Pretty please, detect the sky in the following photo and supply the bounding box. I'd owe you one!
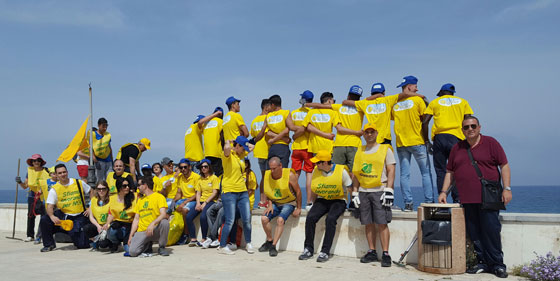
[1,0,559,190]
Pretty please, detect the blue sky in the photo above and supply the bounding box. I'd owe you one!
[1,0,559,190]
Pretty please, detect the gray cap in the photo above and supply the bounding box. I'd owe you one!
[161,157,173,166]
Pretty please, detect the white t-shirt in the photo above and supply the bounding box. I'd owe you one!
[46,178,91,216]
[359,143,396,192]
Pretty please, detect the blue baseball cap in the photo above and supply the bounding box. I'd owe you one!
[141,163,152,170]
[438,83,456,96]
[234,136,250,152]
[225,96,241,107]
[371,83,385,94]
[179,158,191,165]
[397,75,418,88]
[214,106,224,114]
[193,115,205,124]
[300,90,314,101]
[349,85,363,96]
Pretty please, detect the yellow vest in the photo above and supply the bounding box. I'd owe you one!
[352,144,389,189]
[91,197,109,225]
[27,167,49,194]
[109,193,137,223]
[310,165,346,200]
[263,168,296,204]
[116,143,143,167]
[106,171,131,194]
[52,179,86,214]
[92,132,112,159]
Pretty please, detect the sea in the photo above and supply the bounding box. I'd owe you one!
[1,185,558,214]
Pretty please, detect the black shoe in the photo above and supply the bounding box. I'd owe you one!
[403,203,413,212]
[158,247,170,256]
[360,250,378,263]
[493,267,508,278]
[316,252,329,263]
[40,245,56,252]
[298,248,313,260]
[466,263,489,274]
[381,253,392,267]
[110,243,119,253]
[269,246,278,257]
[259,240,272,252]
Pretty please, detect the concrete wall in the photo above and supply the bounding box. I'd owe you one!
[1,203,558,268]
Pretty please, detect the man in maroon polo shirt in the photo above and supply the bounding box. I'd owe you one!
[438,116,512,278]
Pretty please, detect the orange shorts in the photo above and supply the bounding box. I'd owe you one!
[291,149,314,173]
[77,165,88,178]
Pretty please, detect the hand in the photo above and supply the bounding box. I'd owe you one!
[15,176,22,184]
[50,215,61,225]
[326,133,335,140]
[292,208,301,217]
[438,192,448,204]
[102,223,110,231]
[354,131,363,137]
[96,225,103,233]
[128,235,133,246]
[83,208,90,217]
[351,192,360,208]
[380,188,394,207]
[425,142,433,155]
[263,205,273,216]
[267,139,274,145]
[502,190,512,205]
[195,203,203,212]
[146,223,155,236]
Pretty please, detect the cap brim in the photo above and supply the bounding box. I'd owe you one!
[396,82,407,88]
[242,145,250,152]
[310,156,320,163]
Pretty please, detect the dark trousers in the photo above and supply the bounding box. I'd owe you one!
[433,134,460,202]
[268,144,291,168]
[304,198,346,254]
[207,156,223,177]
[27,197,36,238]
[40,210,91,249]
[463,204,506,270]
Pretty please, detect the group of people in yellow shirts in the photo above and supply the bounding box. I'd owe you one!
[18,75,475,265]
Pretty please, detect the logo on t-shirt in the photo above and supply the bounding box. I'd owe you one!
[438,97,462,106]
[292,111,307,121]
[185,127,193,136]
[223,115,232,125]
[252,121,264,132]
[143,201,149,209]
[393,100,414,112]
[338,105,358,115]
[205,120,218,129]
[311,114,331,123]
[366,103,386,115]
[267,115,284,124]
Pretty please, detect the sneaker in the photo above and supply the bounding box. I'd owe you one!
[316,252,329,263]
[305,203,313,211]
[188,240,199,247]
[40,245,56,252]
[158,247,170,256]
[123,252,130,257]
[467,263,489,274]
[90,247,99,252]
[402,203,413,212]
[493,267,508,278]
[259,240,273,252]
[24,237,33,242]
[227,242,237,251]
[177,234,189,245]
[139,252,153,258]
[110,243,119,253]
[360,250,378,263]
[218,246,235,255]
[246,243,255,254]
[269,246,278,257]
[201,239,212,249]
[34,237,42,244]
[298,248,313,260]
[209,240,220,248]
[381,253,392,267]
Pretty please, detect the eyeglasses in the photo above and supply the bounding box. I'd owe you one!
[462,124,478,130]
[122,184,130,188]
[32,159,42,163]
[179,166,189,170]
[201,165,209,169]
[96,188,108,191]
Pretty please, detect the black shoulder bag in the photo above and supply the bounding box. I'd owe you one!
[466,146,505,211]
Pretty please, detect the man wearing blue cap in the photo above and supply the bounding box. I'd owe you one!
[223,96,249,142]
[199,108,225,176]
[392,75,434,211]
[250,99,273,208]
[184,115,206,174]
[423,83,473,202]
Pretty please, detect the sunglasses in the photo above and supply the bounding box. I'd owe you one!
[201,165,209,169]
[96,187,108,191]
[122,184,130,188]
[179,166,189,170]
[32,159,42,162]
[462,124,478,130]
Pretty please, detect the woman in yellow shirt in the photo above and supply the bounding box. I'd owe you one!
[104,177,136,256]
[186,159,220,247]
[84,181,111,251]
[245,158,258,211]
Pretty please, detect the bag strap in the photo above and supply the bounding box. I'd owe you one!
[75,179,87,212]
[466,145,484,180]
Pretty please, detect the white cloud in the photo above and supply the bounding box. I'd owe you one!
[495,0,557,22]
[0,0,125,29]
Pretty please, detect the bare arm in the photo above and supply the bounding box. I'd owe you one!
[386,164,396,189]
[128,213,140,244]
[306,123,334,140]
[268,127,290,144]
[501,163,512,205]
[422,114,433,143]
[335,124,363,137]
[351,174,360,193]
[438,171,454,203]
[46,204,60,225]
[254,119,268,142]
[304,102,332,109]
[239,124,249,138]
[224,140,232,157]
[289,172,302,217]
[104,213,115,230]
[365,93,385,101]
[342,100,356,106]
[198,111,222,129]
[147,207,167,236]
[129,157,137,182]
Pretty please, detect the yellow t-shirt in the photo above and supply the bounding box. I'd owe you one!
[392,96,426,147]
[223,111,246,141]
[160,174,178,199]
[246,170,257,208]
[221,152,247,193]
[134,192,168,232]
[152,176,163,194]
[184,123,204,162]
[105,171,131,195]
[196,175,220,203]
[203,117,223,158]
[177,172,200,199]
[91,197,109,225]
[332,103,364,148]
[250,115,269,159]
[424,95,474,140]
[291,107,310,150]
[266,109,290,145]
[108,193,137,223]
[355,94,399,143]
[303,108,339,153]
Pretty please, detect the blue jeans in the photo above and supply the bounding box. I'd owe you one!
[107,222,131,253]
[396,144,434,204]
[185,201,215,239]
[220,191,251,247]
[265,203,295,221]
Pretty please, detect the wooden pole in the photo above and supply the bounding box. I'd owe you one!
[6,158,22,240]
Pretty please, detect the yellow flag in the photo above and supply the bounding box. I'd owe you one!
[57,116,90,162]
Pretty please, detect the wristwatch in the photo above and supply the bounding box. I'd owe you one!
[504,186,512,191]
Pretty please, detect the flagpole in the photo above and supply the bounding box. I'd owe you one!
[87,83,96,187]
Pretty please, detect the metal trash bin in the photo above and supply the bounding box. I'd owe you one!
[418,203,466,274]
